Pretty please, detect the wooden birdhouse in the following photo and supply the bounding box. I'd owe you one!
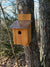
[10,14,31,46]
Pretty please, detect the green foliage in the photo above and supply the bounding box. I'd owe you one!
[0,0,24,57]
[0,24,23,57]
[0,19,23,57]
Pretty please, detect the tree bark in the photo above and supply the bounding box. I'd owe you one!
[39,0,50,67]
[16,0,41,67]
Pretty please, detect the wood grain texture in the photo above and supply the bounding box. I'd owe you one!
[12,29,17,44]
[12,29,29,46]
[22,29,28,46]
[17,14,31,20]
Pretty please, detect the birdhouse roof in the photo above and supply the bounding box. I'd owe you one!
[10,20,31,29]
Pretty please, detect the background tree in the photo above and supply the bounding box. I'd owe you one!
[16,0,41,67]
[39,0,50,67]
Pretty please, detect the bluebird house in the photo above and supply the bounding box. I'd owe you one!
[10,14,31,46]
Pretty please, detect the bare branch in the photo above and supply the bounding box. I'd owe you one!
[0,3,20,67]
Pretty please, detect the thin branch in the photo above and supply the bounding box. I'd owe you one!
[0,3,20,67]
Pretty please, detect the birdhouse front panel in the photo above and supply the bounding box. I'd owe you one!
[12,29,29,46]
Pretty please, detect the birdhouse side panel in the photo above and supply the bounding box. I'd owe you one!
[28,24,31,44]
[12,29,17,44]
[22,29,28,46]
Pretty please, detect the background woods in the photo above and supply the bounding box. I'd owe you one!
[0,0,50,67]
[39,0,50,67]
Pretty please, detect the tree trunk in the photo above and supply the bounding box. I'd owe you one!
[39,0,50,67]
[16,0,41,67]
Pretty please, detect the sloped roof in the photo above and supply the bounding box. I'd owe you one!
[10,20,31,29]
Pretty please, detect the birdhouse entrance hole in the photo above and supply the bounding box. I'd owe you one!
[18,31,21,34]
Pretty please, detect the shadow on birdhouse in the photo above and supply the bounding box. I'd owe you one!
[10,14,31,46]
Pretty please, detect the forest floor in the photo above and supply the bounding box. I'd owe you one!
[0,57,26,67]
